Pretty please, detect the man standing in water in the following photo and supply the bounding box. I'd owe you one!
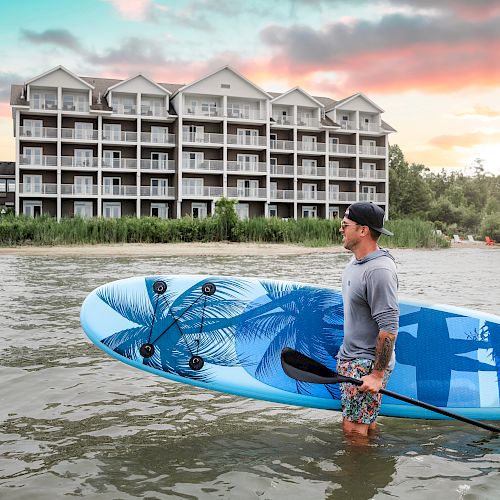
[337,202,399,436]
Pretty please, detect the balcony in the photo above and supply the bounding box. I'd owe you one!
[227,109,265,120]
[297,141,326,153]
[359,193,386,203]
[102,158,137,170]
[19,183,57,195]
[140,105,169,118]
[227,161,267,174]
[61,184,98,196]
[182,160,223,172]
[141,132,175,145]
[359,122,383,133]
[182,186,223,197]
[328,143,357,155]
[227,134,267,147]
[140,186,176,198]
[112,104,137,115]
[61,128,98,141]
[359,146,387,156]
[101,185,137,197]
[270,164,294,176]
[297,166,326,177]
[102,131,138,142]
[359,169,386,180]
[270,139,294,151]
[185,106,222,118]
[328,167,356,178]
[272,115,293,126]
[19,155,58,167]
[227,187,267,199]
[20,126,57,139]
[182,132,224,145]
[329,191,357,202]
[339,120,356,130]
[297,190,326,201]
[61,156,98,168]
[140,159,176,172]
[30,101,58,111]
[270,189,294,200]
[61,102,89,113]
[297,117,320,128]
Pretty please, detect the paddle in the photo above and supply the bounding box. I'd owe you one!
[281,348,500,433]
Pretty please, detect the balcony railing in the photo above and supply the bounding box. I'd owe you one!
[339,120,356,130]
[329,143,357,155]
[102,158,137,169]
[185,106,222,117]
[19,183,57,195]
[329,191,357,202]
[227,134,267,147]
[297,141,326,152]
[359,146,387,156]
[296,118,320,128]
[270,164,294,176]
[270,189,294,200]
[359,193,386,202]
[140,159,176,171]
[227,109,264,120]
[61,156,98,168]
[140,105,168,117]
[360,169,386,180]
[140,186,176,197]
[61,103,89,112]
[270,139,294,150]
[182,186,223,197]
[30,102,58,111]
[227,161,267,173]
[227,187,267,199]
[329,167,356,178]
[141,132,176,144]
[102,131,138,142]
[272,115,293,125]
[19,155,58,167]
[359,122,383,132]
[61,128,98,140]
[297,166,326,177]
[20,126,58,139]
[101,185,137,196]
[112,104,137,115]
[297,190,326,201]
[61,184,98,195]
[182,160,223,172]
[182,132,224,144]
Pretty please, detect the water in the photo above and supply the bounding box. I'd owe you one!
[0,247,499,499]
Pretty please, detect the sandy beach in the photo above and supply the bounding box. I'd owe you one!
[0,242,347,257]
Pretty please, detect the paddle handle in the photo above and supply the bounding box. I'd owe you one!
[341,373,500,433]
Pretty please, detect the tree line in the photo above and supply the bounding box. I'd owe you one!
[389,145,500,240]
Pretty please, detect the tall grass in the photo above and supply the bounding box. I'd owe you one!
[0,215,448,248]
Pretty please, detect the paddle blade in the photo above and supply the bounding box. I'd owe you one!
[281,347,357,385]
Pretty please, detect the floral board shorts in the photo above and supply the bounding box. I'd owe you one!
[337,358,392,425]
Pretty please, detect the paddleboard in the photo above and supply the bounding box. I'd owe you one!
[80,275,500,420]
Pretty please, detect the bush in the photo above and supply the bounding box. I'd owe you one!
[480,213,500,241]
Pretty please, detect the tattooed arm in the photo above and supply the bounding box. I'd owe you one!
[359,330,397,394]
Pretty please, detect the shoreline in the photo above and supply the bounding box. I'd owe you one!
[0,242,347,257]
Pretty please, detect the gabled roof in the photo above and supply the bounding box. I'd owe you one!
[105,74,171,96]
[26,65,94,89]
[173,65,272,99]
[326,92,384,113]
[271,86,324,108]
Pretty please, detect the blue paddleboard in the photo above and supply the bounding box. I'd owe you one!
[80,275,500,420]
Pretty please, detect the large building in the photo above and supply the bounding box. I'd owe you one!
[0,161,15,212]
[10,65,395,220]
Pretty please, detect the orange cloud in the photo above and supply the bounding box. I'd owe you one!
[430,131,500,150]
[456,105,500,118]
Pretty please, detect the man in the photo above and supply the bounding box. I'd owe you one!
[337,202,399,436]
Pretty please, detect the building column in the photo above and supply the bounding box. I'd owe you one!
[15,109,20,216]
[97,114,102,217]
[56,87,62,220]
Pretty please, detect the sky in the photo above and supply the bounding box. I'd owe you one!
[1,0,500,175]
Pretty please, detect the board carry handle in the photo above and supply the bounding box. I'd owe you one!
[281,348,500,433]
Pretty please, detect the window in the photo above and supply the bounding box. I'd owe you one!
[74,201,93,218]
[329,160,340,176]
[103,177,121,195]
[236,203,249,220]
[201,101,217,116]
[23,147,42,164]
[362,185,376,201]
[8,180,15,192]
[23,119,43,137]
[329,206,339,219]
[103,150,120,168]
[74,176,93,195]
[151,203,168,218]
[302,135,317,151]
[237,128,258,145]
[23,201,42,217]
[270,181,278,198]
[182,152,204,169]
[23,175,42,194]
[103,202,121,218]
[63,94,75,111]
[302,159,317,175]
[270,133,277,149]
[151,126,169,144]
[302,206,317,218]
[183,125,204,142]
[237,179,259,197]
[362,162,376,178]
[103,123,121,141]
[237,154,258,171]
[0,180,6,192]
[329,184,339,199]
[192,202,207,219]
[75,122,93,140]
[151,178,168,196]
[269,205,278,217]
[75,149,93,167]
[151,152,169,170]
[183,178,204,196]
[302,183,317,200]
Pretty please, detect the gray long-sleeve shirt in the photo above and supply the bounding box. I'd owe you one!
[337,248,399,370]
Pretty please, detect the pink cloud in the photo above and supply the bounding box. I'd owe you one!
[104,0,151,20]
[430,131,500,150]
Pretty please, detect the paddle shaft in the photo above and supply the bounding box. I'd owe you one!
[333,372,500,433]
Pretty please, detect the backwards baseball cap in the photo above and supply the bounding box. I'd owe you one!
[344,202,393,236]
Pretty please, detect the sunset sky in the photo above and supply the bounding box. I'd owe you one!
[1,0,499,174]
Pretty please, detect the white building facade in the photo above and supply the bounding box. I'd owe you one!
[10,65,395,220]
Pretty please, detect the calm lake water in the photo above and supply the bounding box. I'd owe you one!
[0,247,499,499]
